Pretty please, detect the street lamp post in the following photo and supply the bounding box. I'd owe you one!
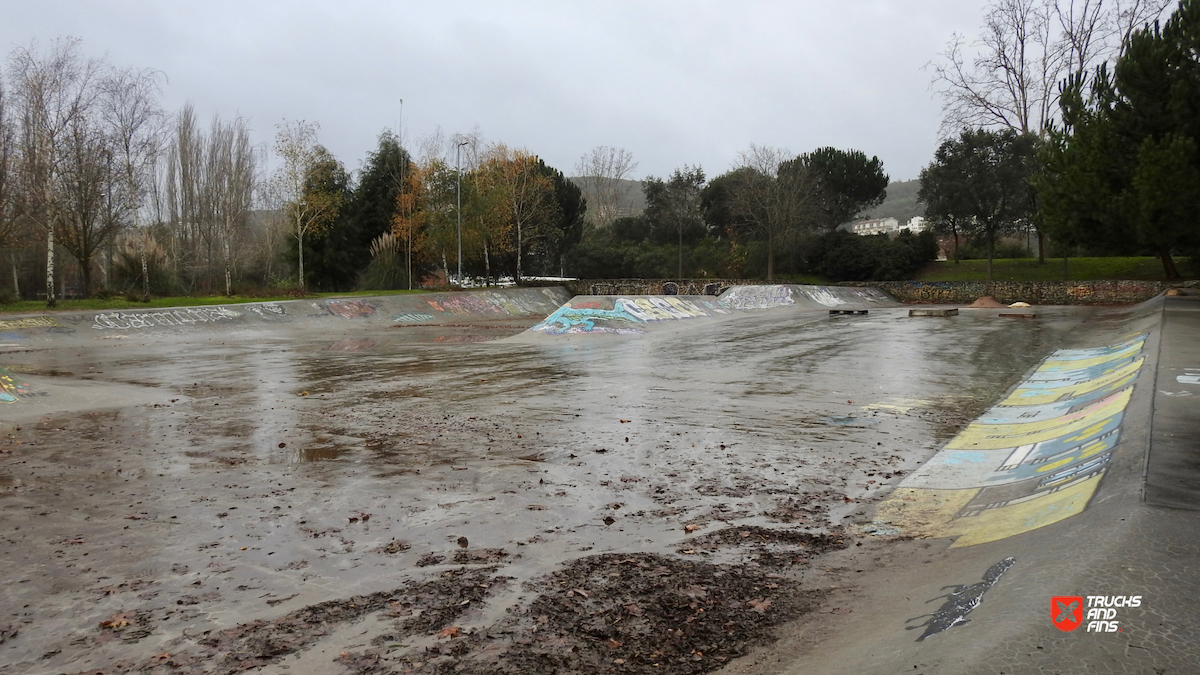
[455,139,468,286]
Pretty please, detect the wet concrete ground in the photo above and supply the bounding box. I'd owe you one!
[1,303,1106,674]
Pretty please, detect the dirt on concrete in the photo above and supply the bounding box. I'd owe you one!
[1,300,1100,674]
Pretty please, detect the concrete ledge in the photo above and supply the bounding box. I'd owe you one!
[865,280,1181,305]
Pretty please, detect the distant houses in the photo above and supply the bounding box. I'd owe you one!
[848,216,926,236]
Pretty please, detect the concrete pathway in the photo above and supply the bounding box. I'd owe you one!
[1145,288,1200,509]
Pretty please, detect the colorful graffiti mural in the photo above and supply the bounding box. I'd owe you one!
[721,285,796,310]
[323,300,377,319]
[877,334,1148,548]
[0,316,57,330]
[0,367,31,403]
[425,290,559,317]
[530,297,722,335]
[92,307,241,330]
[531,300,646,335]
[621,297,713,321]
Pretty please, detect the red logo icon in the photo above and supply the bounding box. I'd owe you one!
[1052,596,1084,631]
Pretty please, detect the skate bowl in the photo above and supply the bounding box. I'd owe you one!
[2,285,1199,674]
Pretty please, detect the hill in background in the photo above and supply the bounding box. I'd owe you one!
[862,179,924,222]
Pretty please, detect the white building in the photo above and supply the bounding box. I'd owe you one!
[849,216,927,236]
[851,217,899,235]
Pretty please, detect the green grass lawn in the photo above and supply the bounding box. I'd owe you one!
[0,288,429,315]
[916,256,1189,282]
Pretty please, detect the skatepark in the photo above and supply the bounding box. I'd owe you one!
[1,284,1197,674]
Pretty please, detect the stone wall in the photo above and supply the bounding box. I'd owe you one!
[560,278,1194,305]
[861,280,1173,305]
[561,279,771,296]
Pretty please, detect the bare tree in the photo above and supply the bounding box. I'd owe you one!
[930,0,1061,136]
[0,81,25,296]
[56,100,120,296]
[8,37,106,306]
[930,0,1173,137]
[574,146,638,228]
[162,103,221,292]
[1111,0,1174,49]
[209,116,255,296]
[271,119,339,289]
[102,65,164,300]
[727,145,820,280]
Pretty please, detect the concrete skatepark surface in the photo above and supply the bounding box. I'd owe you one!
[0,285,1197,674]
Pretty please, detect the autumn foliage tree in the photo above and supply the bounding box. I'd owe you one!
[271,120,342,289]
[476,145,560,283]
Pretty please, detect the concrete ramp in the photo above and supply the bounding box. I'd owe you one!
[0,287,572,347]
[720,283,898,310]
[757,294,1200,674]
[516,284,900,337]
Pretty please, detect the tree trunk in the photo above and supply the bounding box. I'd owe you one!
[140,234,150,302]
[677,227,683,279]
[298,227,306,290]
[224,229,233,296]
[46,225,56,308]
[1159,247,1180,280]
[952,228,961,263]
[986,229,995,282]
[766,231,775,281]
[79,257,92,299]
[516,220,523,285]
[1037,230,1046,264]
[11,252,20,298]
[484,241,490,287]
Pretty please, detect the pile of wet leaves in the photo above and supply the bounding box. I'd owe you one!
[68,568,498,675]
[70,547,846,675]
[762,492,842,526]
[679,526,849,568]
[377,552,829,675]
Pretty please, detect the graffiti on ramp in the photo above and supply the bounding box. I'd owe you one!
[877,334,1148,548]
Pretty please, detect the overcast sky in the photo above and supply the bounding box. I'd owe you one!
[4,1,992,182]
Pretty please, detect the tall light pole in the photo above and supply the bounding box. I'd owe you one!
[455,139,468,286]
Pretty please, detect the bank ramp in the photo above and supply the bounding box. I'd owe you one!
[516,284,900,337]
[0,287,572,348]
[752,293,1200,674]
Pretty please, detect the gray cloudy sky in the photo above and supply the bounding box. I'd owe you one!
[4,1,991,182]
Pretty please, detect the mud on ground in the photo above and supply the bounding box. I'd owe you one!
[0,305,1100,674]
